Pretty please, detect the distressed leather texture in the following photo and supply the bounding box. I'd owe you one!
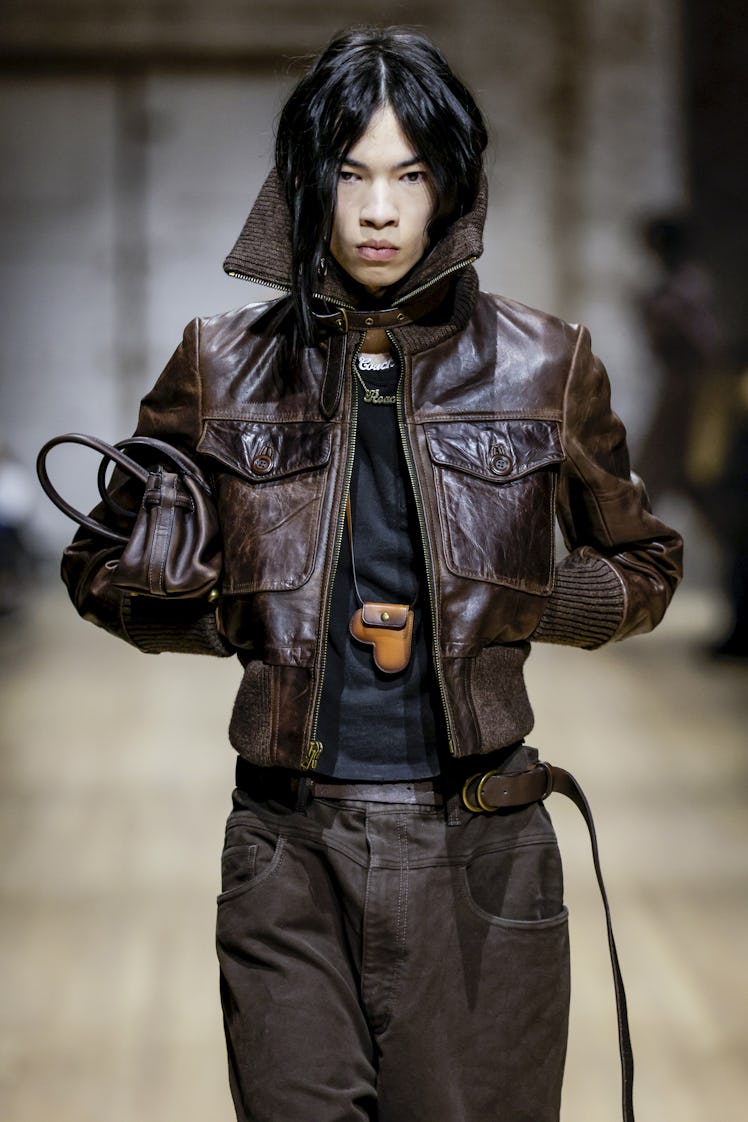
[61,171,683,770]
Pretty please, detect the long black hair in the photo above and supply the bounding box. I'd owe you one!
[275,27,488,341]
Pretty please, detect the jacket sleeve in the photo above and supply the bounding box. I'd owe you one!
[531,325,683,649]
[61,318,234,658]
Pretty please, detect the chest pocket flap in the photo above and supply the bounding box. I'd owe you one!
[197,420,332,594]
[424,419,564,594]
[198,420,332,481]
[424,418,563,482]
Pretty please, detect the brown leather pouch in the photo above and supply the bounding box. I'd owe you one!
[349,602,414,673]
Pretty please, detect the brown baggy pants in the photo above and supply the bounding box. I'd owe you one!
[216,774,570,1122]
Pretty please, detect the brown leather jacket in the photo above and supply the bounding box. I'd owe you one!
[62,173,682,771]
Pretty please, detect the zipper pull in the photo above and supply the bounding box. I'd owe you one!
[302,740,324,770]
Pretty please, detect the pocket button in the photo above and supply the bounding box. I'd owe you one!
[251,446,274,475]
[489,449,513,476]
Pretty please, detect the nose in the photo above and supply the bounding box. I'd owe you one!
[360,180,398,228]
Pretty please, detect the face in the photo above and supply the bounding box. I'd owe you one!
[329,104,435,295]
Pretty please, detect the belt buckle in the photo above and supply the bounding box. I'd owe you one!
[461,762,553,814]
[461,769,501,814]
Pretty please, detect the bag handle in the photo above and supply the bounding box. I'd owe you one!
[109,435,214,496]
[36,432,213,544]
[37,433,147,543]
[93,435,214,522]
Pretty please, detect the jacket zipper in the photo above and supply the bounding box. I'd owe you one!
[392,256,477,306]
[226,259,476,312]
[302,333,363,770]
[224,269,292,294]
[389,332,457,755]
[225,269,358,312]
[230,258,473,763]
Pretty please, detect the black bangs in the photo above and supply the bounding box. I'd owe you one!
[275,27,488,343]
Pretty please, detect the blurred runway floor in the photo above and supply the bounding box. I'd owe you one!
[1,581,746,1121]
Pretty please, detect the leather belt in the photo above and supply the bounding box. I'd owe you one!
[235,758,533,812]
[236,761,455,808]
[308,779,443,805]
[461,762,553,812]
[311,767,555,808]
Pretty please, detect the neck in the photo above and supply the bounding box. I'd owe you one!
[361,327,392,354]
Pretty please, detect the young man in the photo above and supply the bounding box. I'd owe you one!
[62,27,682,1122]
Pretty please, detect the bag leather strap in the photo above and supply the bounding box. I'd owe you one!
[464,762,635,1122]
[37,432,214,543]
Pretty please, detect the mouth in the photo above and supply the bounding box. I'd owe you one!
[357,241,399,262]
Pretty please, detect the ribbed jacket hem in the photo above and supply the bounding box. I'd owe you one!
[122,595,234,657]
[530,550,626,649]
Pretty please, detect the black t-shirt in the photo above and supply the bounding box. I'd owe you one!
[315,355,447,779]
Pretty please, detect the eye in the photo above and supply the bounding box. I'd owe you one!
[339,168,360,183]
[402,169,428,184]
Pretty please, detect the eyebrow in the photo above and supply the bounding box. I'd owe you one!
[341,155,425,170]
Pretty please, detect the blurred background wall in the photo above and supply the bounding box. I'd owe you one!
[4,0,743,577]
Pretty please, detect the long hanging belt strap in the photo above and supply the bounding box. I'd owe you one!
[463,762,635,1122]
[551,766,634,1122]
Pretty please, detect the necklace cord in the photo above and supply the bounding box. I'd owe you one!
[345,498,367,608]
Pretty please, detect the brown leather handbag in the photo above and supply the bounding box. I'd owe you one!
[37,432,222,599]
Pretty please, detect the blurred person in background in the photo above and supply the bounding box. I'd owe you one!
[699,360,748,659]
[58,27,682,1122]
[636,214,723,507]
[637,214,747,658]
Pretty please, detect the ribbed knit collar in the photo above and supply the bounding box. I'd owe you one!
[222,167,487,353]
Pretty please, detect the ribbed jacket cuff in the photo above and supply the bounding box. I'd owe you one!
[531,550,626,649]
[122,595,234,657]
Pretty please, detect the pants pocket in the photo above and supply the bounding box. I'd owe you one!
[217,813,286,904]
[462,836,565,926]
